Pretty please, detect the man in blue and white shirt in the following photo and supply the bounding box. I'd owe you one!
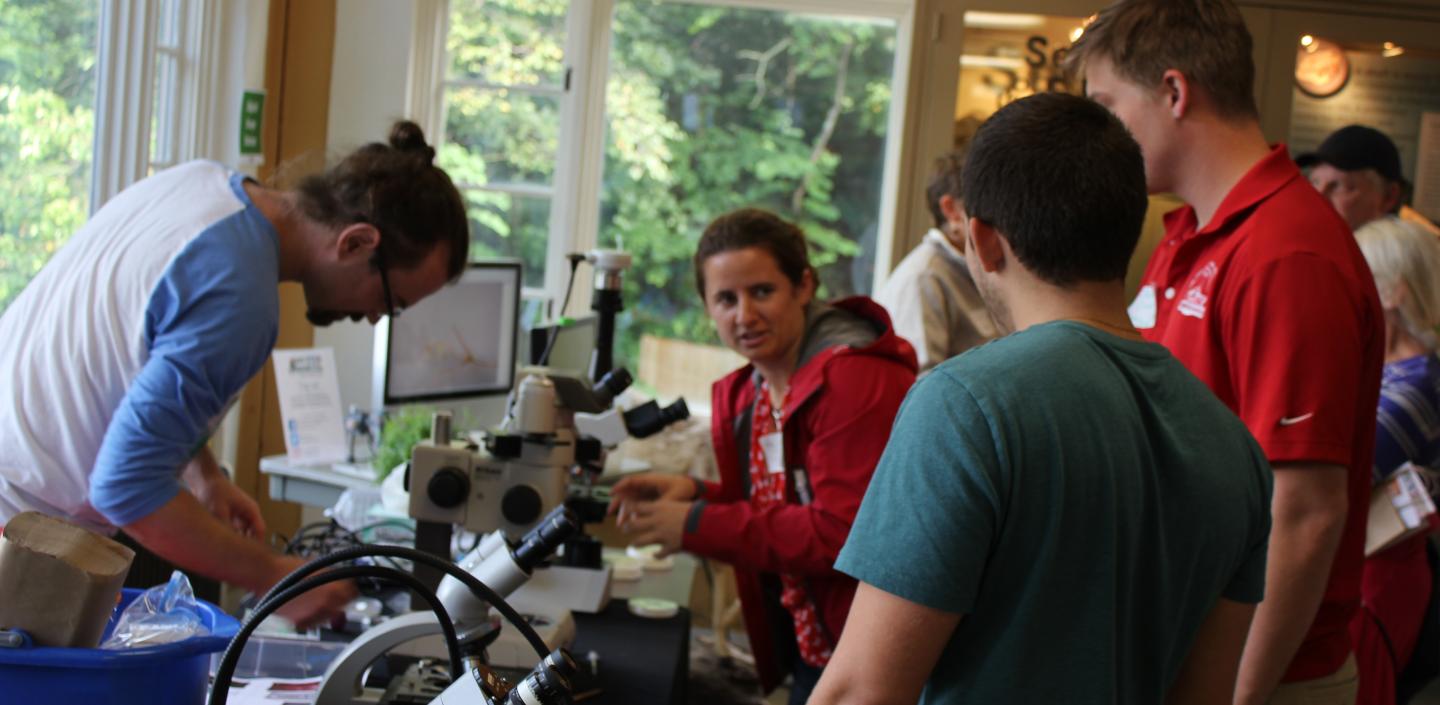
[0,122,468,627]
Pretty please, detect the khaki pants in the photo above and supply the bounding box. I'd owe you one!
[1266,655,1358,705]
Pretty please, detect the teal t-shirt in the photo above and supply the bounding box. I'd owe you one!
[836,321,1272,704]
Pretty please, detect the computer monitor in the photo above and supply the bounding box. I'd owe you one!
[372,261,522,409]
[521,315,598,378]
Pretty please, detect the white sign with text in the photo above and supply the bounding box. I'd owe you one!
[272,348,347,466]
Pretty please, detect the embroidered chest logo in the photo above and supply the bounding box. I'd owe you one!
[1177,261,1218,320]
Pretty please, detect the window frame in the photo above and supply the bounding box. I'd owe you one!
[415,0,915,308]
[92,0,225,209]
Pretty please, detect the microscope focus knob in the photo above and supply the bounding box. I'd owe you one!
[426,467,469,509]
[501,485,543,526]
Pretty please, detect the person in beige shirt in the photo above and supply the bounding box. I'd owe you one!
[874,151,997,372]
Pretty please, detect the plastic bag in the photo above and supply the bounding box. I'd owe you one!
[101,570,208,649]
[328,486,384,532]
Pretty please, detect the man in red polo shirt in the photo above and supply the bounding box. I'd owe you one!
[1070,1,1383,703]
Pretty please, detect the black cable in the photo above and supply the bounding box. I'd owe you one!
[537,254,586,367]
[557,253,585,323]
[258,543,549,658]
[287,522,412,570]
[209,565,461,705]
[282,522,410,592]
[283,520,351,556]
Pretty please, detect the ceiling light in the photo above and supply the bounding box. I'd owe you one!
[964,12,1045,30]
[960,54,1027,70]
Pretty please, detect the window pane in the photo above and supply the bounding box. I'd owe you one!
[444,0,570,288]
[448,0,568,87]
[598,1,898,362]
[0,0,99,313]
[458,185,551,289]
[150,52,177,168]
[443,87,560,186]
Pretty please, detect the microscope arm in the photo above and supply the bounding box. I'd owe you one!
[316,612,456,705]
[316,507,582,705]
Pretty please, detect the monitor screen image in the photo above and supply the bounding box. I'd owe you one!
[376,261,521,404]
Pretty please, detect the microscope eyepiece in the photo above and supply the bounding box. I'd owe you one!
[593,368,633,406]
[623,398,690,439]
[511,505,581,572]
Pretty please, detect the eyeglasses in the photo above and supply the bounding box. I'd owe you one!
[375,250,401,319]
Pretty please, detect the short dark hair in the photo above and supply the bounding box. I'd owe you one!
[925,150,967,230]
[961,92,1147,286]
[1066,0,1258,121]
[297,121,469,280]
[693,208,813,300]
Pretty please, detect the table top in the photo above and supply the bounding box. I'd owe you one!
[605,549,697,607]
[259,455,377,488]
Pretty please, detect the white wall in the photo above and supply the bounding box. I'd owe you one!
[214,0,273,472]
[317,0,417,416]
[319,1,514,429]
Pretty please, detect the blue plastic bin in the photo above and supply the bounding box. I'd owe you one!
[0,587,239,705]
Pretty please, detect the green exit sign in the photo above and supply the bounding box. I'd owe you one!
[240,91,264,155]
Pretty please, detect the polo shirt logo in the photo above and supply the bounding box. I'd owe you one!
[1178,261,1218,320]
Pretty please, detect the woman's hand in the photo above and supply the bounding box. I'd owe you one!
[607,473,698,516]
[615,499,693,558]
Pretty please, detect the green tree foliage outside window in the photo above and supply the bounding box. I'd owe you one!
[442,0,898,365]
[441,0,568,289]
[601,2,896,363]
[0,0,98,313]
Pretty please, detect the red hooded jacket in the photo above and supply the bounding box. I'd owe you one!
[682,297,917,692]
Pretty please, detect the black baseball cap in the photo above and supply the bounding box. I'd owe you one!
[1295,125,1404,183]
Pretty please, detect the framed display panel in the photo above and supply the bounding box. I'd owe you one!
[373,260,523,406]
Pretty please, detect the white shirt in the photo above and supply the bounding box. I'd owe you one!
[0,162,280,531]
[874,228,997,371]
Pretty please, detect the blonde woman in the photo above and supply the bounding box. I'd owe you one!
[1352,216,1440,705]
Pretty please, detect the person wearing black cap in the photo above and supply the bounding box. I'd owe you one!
[1297,124,1438,233]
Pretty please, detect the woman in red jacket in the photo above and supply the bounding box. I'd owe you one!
[611,208,918,704]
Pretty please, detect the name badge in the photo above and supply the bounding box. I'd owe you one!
[1128,284,1157,330]
[759,432,785,474]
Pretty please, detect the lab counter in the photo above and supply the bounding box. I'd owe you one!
[259,455,375,508]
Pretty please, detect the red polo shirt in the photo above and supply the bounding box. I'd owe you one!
[1132,145,1384,682]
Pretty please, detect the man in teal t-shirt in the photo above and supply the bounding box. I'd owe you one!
[808,93,1272,705]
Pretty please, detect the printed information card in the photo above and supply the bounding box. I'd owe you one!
[272,348,347,466]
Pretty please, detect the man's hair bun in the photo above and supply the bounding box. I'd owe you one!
[388,120,436,164]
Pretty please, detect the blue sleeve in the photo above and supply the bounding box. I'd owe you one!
[90,224,278,526]
[834,369,1004,614]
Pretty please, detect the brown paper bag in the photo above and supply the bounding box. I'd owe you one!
[0,512,135,647]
